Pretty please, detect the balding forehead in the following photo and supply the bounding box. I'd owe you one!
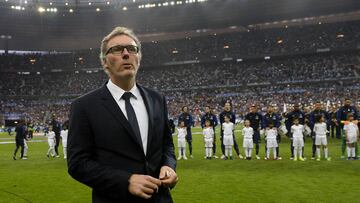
[107,35,137,48]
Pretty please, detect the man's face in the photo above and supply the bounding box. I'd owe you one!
[332,105,337,111]
[344,100,351,107]
[315,103,321,110]
[183,107,188,113]
[267,106,273,113]
[103,35,140,81]
[224,103,231,111]
[349,116,354,122]
[205,107,210,113]
[304,107,310,113]
[250,106,256,113]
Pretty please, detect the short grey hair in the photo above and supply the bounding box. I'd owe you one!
[99,27,142,65]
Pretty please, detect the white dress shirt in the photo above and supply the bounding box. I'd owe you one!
[106,79,149,154]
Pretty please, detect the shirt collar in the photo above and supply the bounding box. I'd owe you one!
[106,79,140,101]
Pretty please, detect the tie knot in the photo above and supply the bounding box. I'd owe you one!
[122,92,133,101]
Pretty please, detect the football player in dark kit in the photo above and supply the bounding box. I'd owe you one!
[245,104,263,160]
[336,98,359,159]
[50,114,62,157]
[178,106,194,158]
[13,120,27,160]
[309,102,330,159]
[219,102,242,159]
[201,106,218,158]
[262,105,281,159]
[285,104,305,160]
[329,105,339,139]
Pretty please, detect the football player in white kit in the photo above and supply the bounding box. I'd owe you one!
[203,120,214,159]
[223,115,235,160]
[265,122,278,160]
[242,120,254,160]
[177,121,188,160]
[291,118,305,161]
[23,137,29,159]
[61,121,69,159]
[344,114,359,160]
[46,128,56,158]
[314,115,331,161]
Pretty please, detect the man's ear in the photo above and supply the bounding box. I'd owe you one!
[102,59,110,74]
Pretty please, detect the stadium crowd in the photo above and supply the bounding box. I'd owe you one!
[1,52,359,96]
[0,20,359,72]
[1,20,360,125]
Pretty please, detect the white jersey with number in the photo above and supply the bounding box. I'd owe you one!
[242,127,254,148]
[60,130,68,146]
[203,127,214,141]
[344,122,359,144]
[242,127,254,139]
[203,127,214,148]
[266,128,278,148]
[222,122,234,136]
[177,127,187,147]
[314,122,327,137]
[47,131,56,147]
[222,122,234,146]
[291,124,304,138]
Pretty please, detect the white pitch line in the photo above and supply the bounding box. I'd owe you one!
[0,140,46,145]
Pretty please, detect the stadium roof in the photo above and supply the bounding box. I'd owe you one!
[0,0,360,51]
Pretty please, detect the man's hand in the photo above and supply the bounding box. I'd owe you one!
[128,175,162,199]
[159,166,178,188]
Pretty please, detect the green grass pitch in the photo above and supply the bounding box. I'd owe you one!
[0,126,359,203]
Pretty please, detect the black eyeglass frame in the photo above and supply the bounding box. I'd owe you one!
[105,45,139,56]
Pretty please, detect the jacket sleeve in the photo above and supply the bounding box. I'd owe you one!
[213,115,218,127]
[219,113,224,125]
[189,114,194,127]
[231,112,236,123]
[276,115,281,128]
[161,96,177,171]
[309,112,315,130]
[336,108,342,122]
[261,115,267,129]
[200,115,205,129]
[67,99,132,200]
[354,107,359,120]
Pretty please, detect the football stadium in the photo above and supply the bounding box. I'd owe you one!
[1,0,360,202]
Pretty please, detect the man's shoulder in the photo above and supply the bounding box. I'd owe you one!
[138,85,164,100]
[72,87,104,105]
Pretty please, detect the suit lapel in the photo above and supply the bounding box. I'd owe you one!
[137,85,154,156]
[100,85,144,151]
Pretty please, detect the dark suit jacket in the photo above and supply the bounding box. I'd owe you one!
[67,83,176,203]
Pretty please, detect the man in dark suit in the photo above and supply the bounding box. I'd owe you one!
[50,114,61,157]
[67,27,177,203]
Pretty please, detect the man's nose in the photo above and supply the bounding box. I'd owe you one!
[122,49,130,59]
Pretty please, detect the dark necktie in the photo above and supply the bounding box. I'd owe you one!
[122,92,142,148]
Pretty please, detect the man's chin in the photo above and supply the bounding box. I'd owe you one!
[116,72,136,80]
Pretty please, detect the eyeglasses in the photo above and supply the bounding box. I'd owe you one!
[105,45,139,55]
